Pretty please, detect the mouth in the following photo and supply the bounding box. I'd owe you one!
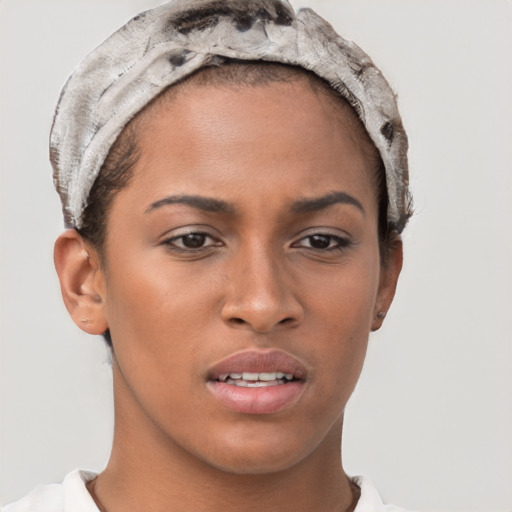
[206,349,306,415]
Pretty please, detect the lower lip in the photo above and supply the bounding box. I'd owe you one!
[207,381,305,414]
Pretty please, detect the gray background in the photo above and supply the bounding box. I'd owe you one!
[1,0,511,510]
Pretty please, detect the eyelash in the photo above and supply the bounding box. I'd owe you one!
[292,233,352,252]
[163,231,221,251]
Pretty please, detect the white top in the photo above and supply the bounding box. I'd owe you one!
[2,470,411,512]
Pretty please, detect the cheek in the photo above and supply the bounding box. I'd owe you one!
[107,257,217,328]
[300,254,380,383]
[301,249,381,334]
[103,261,221,430]
[103,257,221,379]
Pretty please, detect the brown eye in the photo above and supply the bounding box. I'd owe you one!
[164,231,220,251]
[308,235,331,249]
[181,233,208,248]
[293,233,351,251]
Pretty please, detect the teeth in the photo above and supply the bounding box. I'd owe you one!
[218,371,295,384]
[230,379,281,387]
[247,381,280,387]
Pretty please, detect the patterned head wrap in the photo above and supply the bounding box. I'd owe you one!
[50,0,411,231]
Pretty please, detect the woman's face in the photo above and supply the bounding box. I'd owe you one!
[91,79,400,474]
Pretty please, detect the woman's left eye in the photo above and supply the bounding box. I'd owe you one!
[164,232,220,250]
[293,233,350,251]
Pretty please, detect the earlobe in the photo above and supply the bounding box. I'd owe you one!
[371,234,403,332]
[54,230,108,335]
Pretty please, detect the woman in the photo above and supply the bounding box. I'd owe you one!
[3,0,412,510]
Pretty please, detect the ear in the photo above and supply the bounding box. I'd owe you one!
[54,230,108,335]
[371,234,403,331]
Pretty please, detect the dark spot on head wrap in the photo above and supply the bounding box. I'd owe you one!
[132,12,148,22]
[167,0,293,34]
[169,50,191,67]
[353,63,371,80]
[381,121,394,146]
[272,3,293,25]
[235,14,256,32]
[172,10,221,34]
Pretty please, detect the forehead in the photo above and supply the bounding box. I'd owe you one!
[121,79,379,216]
[140,64,373,143]
[135,69,377,163]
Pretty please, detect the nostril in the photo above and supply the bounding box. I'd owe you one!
[228,316,296,329]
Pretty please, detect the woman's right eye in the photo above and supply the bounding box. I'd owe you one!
[163,232,221,251]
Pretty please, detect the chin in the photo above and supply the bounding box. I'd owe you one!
[203,448,308,476]
[189,423,325,476]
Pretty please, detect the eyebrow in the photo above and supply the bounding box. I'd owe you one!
[145,191,364,217]
[145,194,236,214]
[290,191,365,215]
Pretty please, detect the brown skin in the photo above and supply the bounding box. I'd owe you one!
[54,81,402,512]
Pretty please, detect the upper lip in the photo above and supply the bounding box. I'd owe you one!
[207,349,307,381]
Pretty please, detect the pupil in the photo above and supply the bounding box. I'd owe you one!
[183,233,206,248]
[310,235,331,249]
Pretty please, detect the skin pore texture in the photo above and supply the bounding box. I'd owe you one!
[54,79,402,512]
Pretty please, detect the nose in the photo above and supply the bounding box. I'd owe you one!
[221,246,304,333]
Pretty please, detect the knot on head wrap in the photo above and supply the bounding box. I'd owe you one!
[50,0,411,231]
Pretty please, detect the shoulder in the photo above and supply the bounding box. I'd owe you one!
[353,476,416,512]
[1,470,99,512]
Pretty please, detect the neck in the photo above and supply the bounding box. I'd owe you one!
[88,364,358,512]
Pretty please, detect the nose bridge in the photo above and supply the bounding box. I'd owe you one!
[221,239,302,332]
